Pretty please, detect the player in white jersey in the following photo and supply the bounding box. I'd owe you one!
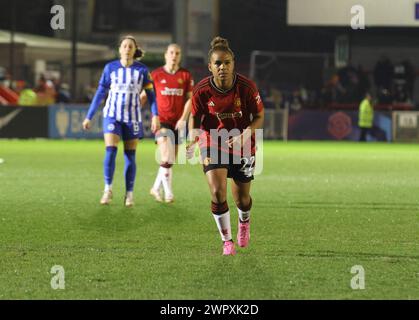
[83,35,160,207]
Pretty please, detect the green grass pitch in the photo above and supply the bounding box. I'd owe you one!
[1,139,419,299]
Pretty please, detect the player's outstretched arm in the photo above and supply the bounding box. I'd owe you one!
[186,114,201,159]
[83,84,108,131]
[175,92,193,131]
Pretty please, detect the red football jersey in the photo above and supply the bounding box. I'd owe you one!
[191,73,264,155]
[151,67,194,127]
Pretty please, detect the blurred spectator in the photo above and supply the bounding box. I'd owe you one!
[56,83,71,103]
[18,88,38,106]
[337,63,359,103]
[257,55,415,109]
[358,92,374,141]
[321,73,340,103]
[82,82,97,103]
[393,62,409,103]
[0,70,13,89]
[14,80,26,95]
[402,59,415,102]
[270,88,283,109]
[357,64,370,98]
[299,85,308,104]
[286,87,305,111]
[0,66,5,82]
[374,56,394,104]
[34,74,56,105]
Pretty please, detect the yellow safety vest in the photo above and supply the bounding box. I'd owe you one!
[358,98,374,128]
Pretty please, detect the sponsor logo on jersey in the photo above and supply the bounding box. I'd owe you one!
[255,94,262,105]
[160,87,184,96]
[207,101,215,107]
[216,111,243,120]
[110,83,137,93]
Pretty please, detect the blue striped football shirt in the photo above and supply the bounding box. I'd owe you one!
[86,60,157,123]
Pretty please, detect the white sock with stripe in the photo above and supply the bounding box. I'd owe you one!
[212,207,232,242]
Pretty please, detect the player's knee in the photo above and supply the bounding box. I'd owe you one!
[161,153,174,164]
[160,162,173,169]
[211,188,227,203]
[124,149,136,164]
[234,195,252,211]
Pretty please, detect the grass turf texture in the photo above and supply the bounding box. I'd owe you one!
[0,139,419,299]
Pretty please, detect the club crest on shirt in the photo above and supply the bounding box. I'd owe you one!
[177,78,184,84]
[235,98,241,107]
[107,124,115,131]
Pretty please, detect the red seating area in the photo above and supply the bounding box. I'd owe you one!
[0,86,19,105]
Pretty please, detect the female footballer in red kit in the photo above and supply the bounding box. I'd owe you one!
[143,44,194,203]
[187,37,264,255]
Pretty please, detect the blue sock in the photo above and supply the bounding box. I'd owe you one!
[124,149,136,192]
[104,146,117,186]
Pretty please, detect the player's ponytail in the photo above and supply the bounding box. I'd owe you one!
[119,35,144,60]
[208,36,235,62]
[134,47,144,59]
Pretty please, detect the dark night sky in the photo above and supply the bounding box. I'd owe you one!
[219,0,419,61]
[0,0,55,36]
[2,0,419,60]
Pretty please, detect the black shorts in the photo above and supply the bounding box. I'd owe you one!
[201,148,256,183]
[155,123,183,145]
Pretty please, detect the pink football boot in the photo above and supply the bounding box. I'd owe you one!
[237,220,250,247]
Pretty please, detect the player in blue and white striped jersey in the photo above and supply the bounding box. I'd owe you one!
[83,35,160,207]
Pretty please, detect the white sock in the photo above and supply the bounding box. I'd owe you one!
[152,168,162,191]
[126,191,133,199]
[105,184,112,192]
[161,167,173,197]
[212,211,232,241]
[168,167,173,189]
[238,207,250,222]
